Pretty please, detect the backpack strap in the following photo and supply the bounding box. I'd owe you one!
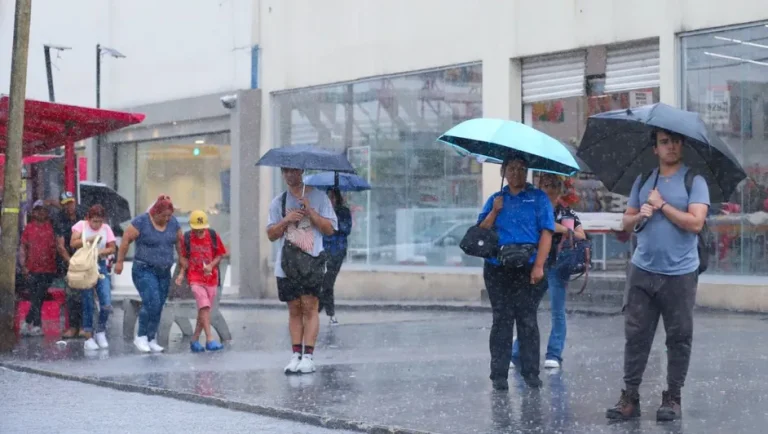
[183,231,191,258]
[638,169,658,192]
[208,228,222,287]
[683,169,696,197]
[208,228,218,253]
[281,191,288,218]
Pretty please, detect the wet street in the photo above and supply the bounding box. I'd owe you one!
[0,367,358,434]
[2,307,768,433]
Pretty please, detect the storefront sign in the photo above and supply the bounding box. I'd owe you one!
[629,90,653,108]
[703,87,730,132]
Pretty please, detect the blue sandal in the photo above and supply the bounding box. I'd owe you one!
[205,341,224,351]
[190,341,205,353]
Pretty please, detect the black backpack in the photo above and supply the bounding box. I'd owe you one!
[637,169,710,274]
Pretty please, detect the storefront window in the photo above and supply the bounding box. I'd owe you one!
[682,22,768,275]
[523,50,660,271]
[133,133,232,248]
[272,64,483,268]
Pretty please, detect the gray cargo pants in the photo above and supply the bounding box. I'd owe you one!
[623,264,698,393]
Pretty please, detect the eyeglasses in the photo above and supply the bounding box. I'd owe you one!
[505,166,528,173]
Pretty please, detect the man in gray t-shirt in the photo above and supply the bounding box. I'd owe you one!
[606,129,710,423]
[266,167,337,376]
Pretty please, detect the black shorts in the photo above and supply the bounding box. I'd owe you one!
[276,277,320,302]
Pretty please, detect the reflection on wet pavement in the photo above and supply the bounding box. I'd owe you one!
[0,368,358,434]
[3,308,768,434]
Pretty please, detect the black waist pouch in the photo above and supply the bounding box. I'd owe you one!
[498,244,535,269]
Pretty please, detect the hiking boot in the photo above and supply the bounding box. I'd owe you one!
[656,390,682,421]
[492,378,509,391]
[606,389,641,420]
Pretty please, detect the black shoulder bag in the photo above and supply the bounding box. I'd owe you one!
[460,176,504,259]
[280,192,327,288]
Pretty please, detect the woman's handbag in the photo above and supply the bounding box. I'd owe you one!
[460,225,499,259]
[555,232,591,294]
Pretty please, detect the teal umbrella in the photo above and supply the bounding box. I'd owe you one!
[437,118,581,176]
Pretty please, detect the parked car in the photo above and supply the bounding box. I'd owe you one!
[353,220,483,267]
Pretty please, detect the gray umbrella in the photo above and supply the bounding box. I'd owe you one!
[255,144,356,173]
[578,103,746,203]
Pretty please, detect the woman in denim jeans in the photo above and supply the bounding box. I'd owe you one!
[70,205,116,350]
[511,174,585,370]
[116,195,184,353]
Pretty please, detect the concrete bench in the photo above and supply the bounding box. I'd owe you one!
[121,259,232,348]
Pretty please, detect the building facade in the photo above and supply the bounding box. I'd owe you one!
[4,1,768,309]
[258,1,768,310]
[0,0,261,296]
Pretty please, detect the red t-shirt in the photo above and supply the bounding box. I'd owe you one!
[21,221,57,274]
[180,231,227,286]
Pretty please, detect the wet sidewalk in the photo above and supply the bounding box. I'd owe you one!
[2,307,767,433]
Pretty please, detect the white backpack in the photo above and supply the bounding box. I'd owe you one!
[67,229,102,290]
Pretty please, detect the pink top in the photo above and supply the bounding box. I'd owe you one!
[72,220,116,249]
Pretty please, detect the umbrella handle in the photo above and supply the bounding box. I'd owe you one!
[633,217,649,233]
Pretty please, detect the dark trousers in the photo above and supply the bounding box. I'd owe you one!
[320,252,345,317]
[623,264,698,393]
[24,273,56,327]
[484,262,547,381]
[65,285,83,330]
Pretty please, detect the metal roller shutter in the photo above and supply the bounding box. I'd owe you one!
[522,51,586,104]
[605,41,660,93]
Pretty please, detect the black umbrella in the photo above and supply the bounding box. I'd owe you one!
[79,181,132,235]
[562,141,592,173]
[255,144,356,173]
[577,103,746,203]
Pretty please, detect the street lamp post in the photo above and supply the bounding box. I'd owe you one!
[42,44,71,102]
[95,44,125,181]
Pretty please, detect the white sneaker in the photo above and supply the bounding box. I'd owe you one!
[284,353,302,374]
[297,354,316,374]
[94,332,109,349]
[509,361,516,370]
[329,316,339,326]
[83,338,100,351]
[19,322,30,336]
[544,359,561,369]
[133,336,151,353]
[148,339,164,353]
[28,325,43,337]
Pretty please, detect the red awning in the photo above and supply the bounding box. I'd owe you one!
[0,154,60,165]
[0,96,145,156]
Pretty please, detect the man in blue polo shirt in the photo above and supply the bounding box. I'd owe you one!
[477,154,554,390]
[606,128,710,422]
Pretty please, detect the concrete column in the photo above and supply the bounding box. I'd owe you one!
[229,88,263,298]
[658,31,679,107]
[481,57,520,200]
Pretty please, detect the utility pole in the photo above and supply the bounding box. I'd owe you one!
[0,0,32,353]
